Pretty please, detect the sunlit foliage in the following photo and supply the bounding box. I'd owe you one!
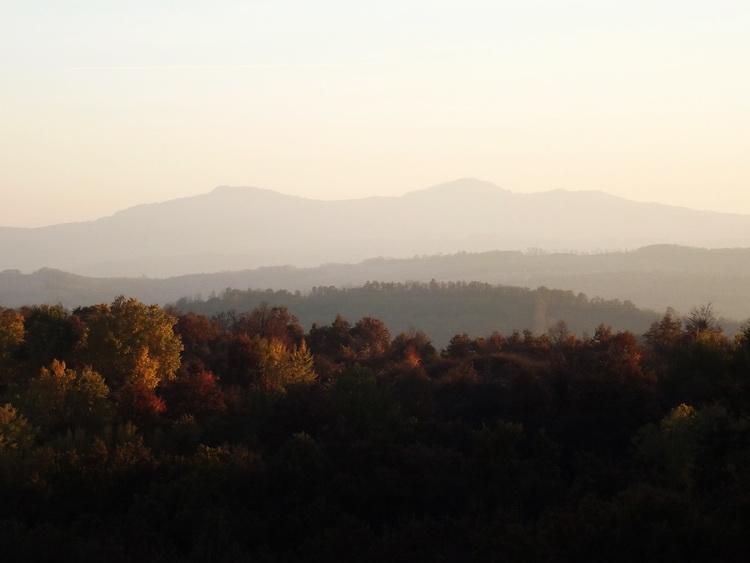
[77,296,183,390]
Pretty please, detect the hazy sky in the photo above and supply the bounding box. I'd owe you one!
[2,0,749,227]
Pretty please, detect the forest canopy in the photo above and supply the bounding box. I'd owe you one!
[0,296,749,561]
[170,280,677,348]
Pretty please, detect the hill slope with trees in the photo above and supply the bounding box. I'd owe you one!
[0,298,749,561]
[170,281,670,348]
[3,245,749,327]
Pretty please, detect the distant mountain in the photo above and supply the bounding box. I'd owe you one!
[3,179,750,277]
[2,246,749,326]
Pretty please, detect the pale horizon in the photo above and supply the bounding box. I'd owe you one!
[2,1,749,227]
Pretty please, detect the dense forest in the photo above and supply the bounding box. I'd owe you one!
[5,246,750,322]
[1,297,749,561]
[171,281,674,348]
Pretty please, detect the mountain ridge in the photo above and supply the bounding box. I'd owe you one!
[2,246,750,327]
[3,179,750,277]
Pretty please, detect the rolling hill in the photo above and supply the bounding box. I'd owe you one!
[2,246,748,332]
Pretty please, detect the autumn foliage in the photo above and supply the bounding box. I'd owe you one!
[0,298,749,561]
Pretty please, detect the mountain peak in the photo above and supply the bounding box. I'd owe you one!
[210,185,285,197]
[406,178,510,198]
[5,179,750,278]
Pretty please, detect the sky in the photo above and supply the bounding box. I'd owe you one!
[1,0,749,227]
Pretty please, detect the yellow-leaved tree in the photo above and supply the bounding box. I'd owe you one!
[78,296,183,391]
[25,360,112,432]
[255,337,316,390]
[75,297,182,426]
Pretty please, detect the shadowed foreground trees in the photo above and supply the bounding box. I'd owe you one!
[0,307,24,391]
[23,360,112,433]
[174,281,664,349]
[0,299,749,561]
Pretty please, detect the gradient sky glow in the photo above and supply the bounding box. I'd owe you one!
[2,0,749,227]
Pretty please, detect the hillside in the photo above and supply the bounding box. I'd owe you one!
[3,290,750,561]
[169,281,667,348]
[3,180,750,277]
[2,246,749,326]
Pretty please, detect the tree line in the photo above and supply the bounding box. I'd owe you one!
[0,297,749,561]
[172,280,668,348]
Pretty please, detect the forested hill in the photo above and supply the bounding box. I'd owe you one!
[3,296,750,560]
[170,281,670,347]
[3,245,750,323]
